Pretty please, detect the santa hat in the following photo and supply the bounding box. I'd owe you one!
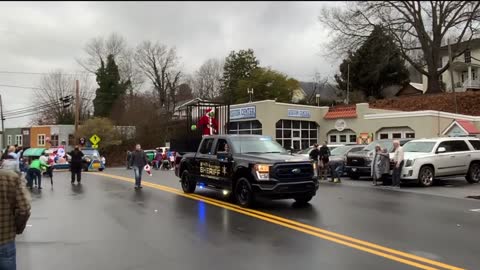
[205,108,213,114]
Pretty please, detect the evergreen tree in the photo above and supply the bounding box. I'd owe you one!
[220,49,259,104]
[93,54,130,117]
[335,26,409,99]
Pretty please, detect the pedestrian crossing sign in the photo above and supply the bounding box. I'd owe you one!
[90,134,101,145]
[92,144,99,149]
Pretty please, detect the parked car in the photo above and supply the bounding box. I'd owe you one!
[329,144,366,164]
[80,148,105,172]
[345,139,411,179]
[400,137,480,186]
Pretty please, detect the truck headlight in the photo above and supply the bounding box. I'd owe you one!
[405,159,415,167]
[312,162,318,177]
[254,164,270,181]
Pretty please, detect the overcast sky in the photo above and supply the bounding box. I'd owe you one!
[0,1,341,128]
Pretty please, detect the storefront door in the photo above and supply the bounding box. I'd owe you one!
[292,129,301,151]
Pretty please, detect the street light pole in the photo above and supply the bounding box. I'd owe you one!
[315,94,320,106]
[346,62,350,105]
[247,88,254,102]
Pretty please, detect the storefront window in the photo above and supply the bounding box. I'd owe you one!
[275,120,318,150]
[328,129,357,144]
[392,133,402,139]
[229,120,262,135]
[380,133,389,139]
[377,127,415,140]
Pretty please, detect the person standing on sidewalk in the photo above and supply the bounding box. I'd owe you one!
[0,169,31,270]
[318,141,331,181]
[392,140,404,188]
[69,146,84,185]
[130,144,148,190]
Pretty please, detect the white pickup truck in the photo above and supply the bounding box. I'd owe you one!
[400,137,480,186]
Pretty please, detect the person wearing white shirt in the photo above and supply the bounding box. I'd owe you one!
[392,140,404,188]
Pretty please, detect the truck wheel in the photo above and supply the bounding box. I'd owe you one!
[181,171,196,193]
[234,178,255,208]
[349,173,360,180]
[466,163,480,184]
[294,195,313,205]
[418,166,434,187]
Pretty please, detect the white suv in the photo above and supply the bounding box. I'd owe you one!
[400,137,480,186]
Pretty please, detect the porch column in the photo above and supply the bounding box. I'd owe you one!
[468,65,472,89]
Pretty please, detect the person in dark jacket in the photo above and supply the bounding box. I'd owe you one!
[130,144,148,189]
[318,141,331,180]
[69,145,84,184]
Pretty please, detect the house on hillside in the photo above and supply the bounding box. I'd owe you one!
[296,82,340,104]
[395,83,425,97]
[421,38,480,92]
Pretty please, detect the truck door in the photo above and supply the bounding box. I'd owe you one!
[435,140,468,176]
[196,138,215,183]
[212,138,233,189]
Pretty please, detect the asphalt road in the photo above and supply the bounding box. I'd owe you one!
[16,168,480,270]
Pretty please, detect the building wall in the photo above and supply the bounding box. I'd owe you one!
[30,126,51,148]
[50,125,75,151]
[4,128,22,147]
[21,128,31,148]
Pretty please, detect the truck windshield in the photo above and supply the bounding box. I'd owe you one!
[230,137,287,154]
[364,141,394,152]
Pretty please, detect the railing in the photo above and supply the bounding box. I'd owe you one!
[463,80,480,89]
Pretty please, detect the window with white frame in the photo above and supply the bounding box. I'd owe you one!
[228,120,262,135]
[328,129,357,144]
[50,134,59,147]
[275,120,318,150]
[7,135,12,146]
[376,127,415,140]
[15,135,23,146]
[38,134,46,146]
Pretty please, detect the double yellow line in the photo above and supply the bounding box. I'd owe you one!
[92,172,465,270]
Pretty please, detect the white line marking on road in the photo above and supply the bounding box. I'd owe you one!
[469,208,480,212]
[26,224,32,227]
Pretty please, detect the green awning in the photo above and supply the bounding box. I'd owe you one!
[23,148,46,157]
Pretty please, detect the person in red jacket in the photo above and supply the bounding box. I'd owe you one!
[192,108,218,136]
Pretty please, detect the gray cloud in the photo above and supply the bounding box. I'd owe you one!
[0,1,339,127]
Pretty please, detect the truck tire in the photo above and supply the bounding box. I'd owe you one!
[294,194,313,205]
[349,172,360,180]
[466,162,480,184]
[181,171,196,193]
[234,178,255,208]
[418,166,434,187]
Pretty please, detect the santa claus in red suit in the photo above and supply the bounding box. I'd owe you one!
[192,108,218,136]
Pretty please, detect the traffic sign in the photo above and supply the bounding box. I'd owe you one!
[90,134,101,145]
[92,144,99,149]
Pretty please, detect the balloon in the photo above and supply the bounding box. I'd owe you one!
[57,148,65,158]
[191,125,197,131]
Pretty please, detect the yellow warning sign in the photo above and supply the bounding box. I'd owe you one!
[92,144,99,149]
[90,134,101,145]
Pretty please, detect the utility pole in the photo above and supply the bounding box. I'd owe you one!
[247,88,254,102]
[0,94,4,149]
[75,80,80,143]
[447,39,458,114]
[346,62,350,105]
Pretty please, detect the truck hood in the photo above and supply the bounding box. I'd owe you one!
[237,153,310,164]
[347,150,373,159]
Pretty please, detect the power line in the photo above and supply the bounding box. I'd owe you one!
[0,70,91,76]
[0,84,42,90]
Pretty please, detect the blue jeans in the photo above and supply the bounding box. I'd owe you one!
[0,241,16,270]
[133,166,143,187]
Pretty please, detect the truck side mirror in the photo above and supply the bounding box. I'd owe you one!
[437,147,446,153]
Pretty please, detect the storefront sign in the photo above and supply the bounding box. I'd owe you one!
[230,106,256,120]
[287,109,310,118]
[335,119,346,131]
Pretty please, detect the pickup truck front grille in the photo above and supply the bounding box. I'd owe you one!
[347,157,365,167]
[273,163,313,181]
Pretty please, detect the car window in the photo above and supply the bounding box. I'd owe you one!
[199,139,214,154]
[351,147,364,152]
[469,140,480,150]
[215,139,229,154]
[450,140,470,152]
[437,140,469,153]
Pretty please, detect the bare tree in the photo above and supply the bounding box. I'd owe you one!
[134,41,181,113]
[319,1,480,93]
[32,71,95,125]
[77,33,143,93]
[191,58,224,100]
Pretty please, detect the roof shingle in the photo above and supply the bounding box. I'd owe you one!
[324,106,357,119]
